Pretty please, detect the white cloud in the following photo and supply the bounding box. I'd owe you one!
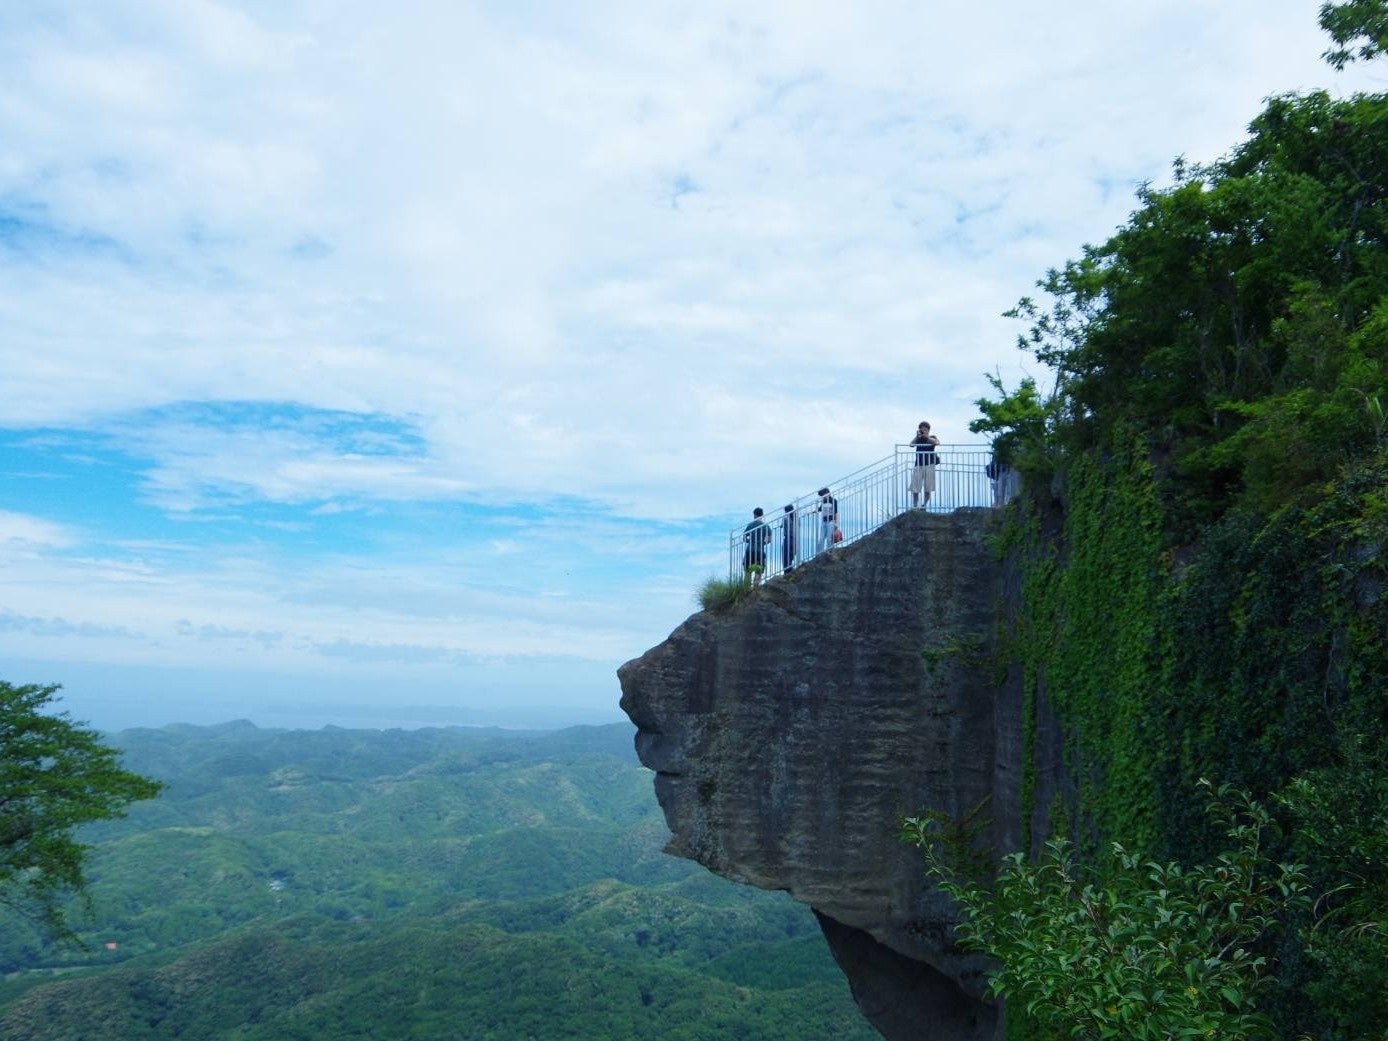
[0,519,694,682]
[0,510,75,549]
[0,1,1378,723]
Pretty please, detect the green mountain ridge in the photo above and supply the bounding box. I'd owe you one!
[0,722,875,1041]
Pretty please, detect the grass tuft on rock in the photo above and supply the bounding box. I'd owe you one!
[698,575,751,611]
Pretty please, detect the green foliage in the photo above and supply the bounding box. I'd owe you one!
[976,72,1388,1037]
[0,681,162,940]
[1320,1,1388,68]
[996,430,1388,1038]
[982,90,1388,534]
[1000,448,1170,851]
[903,782,1311,1041]
[968,373,1057,478]
[0,916,875,1041]
[1154,459,1388,896]
[1278,736,1388,1039]
[698,574,752,611]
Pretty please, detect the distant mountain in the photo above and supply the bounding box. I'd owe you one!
[0,722,875,1040]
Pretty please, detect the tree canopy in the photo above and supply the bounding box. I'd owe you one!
[0,681,162,938]
[1321,0,1388,68]
[976,87,1388,532]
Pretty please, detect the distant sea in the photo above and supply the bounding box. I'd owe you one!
[8,657,629,733]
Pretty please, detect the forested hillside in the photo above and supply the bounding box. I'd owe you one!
[0,722,876,1041]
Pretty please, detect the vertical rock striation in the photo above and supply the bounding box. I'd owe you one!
[619,509,1062,1041]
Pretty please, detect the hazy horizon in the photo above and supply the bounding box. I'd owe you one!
[12,654,632,733]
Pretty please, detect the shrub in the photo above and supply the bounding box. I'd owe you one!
[902,780,1311,1041]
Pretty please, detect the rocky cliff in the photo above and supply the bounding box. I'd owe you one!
[618,509,1064,1041]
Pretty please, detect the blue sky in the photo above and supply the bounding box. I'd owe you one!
[0,1,1374,730]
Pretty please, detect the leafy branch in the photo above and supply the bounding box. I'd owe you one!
[902,780,1311,1041]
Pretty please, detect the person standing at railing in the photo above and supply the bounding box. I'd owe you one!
[743,507,771,587]
[780,503,797,573]
[988,451,1019,506]
[815,487,839,554]
[909,421,941,508]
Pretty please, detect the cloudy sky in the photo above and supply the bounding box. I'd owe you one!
[0,1,1374,730]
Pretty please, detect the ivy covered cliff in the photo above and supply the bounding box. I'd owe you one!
[971,78,1388,1039]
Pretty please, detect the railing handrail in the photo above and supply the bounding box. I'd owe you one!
[727,443,1010,581]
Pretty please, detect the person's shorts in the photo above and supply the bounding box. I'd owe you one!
[910,465,937,495]
[744,562,764,574]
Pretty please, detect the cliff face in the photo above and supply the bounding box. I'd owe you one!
[618,509,1063,1041]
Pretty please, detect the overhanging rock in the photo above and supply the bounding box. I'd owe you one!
[619,508,1063,1041]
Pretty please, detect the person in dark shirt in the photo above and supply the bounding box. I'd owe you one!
[909,421,941,508]
[743,507,771,586]
[780,503,797,572]
[989,452,1018,507]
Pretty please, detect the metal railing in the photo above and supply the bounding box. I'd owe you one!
[727,444,1018,581]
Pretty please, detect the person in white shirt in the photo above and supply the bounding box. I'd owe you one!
[815,487,838,554]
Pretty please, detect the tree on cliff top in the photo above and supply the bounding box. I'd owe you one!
[0,680,162,939]
[979,81,1388,531]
